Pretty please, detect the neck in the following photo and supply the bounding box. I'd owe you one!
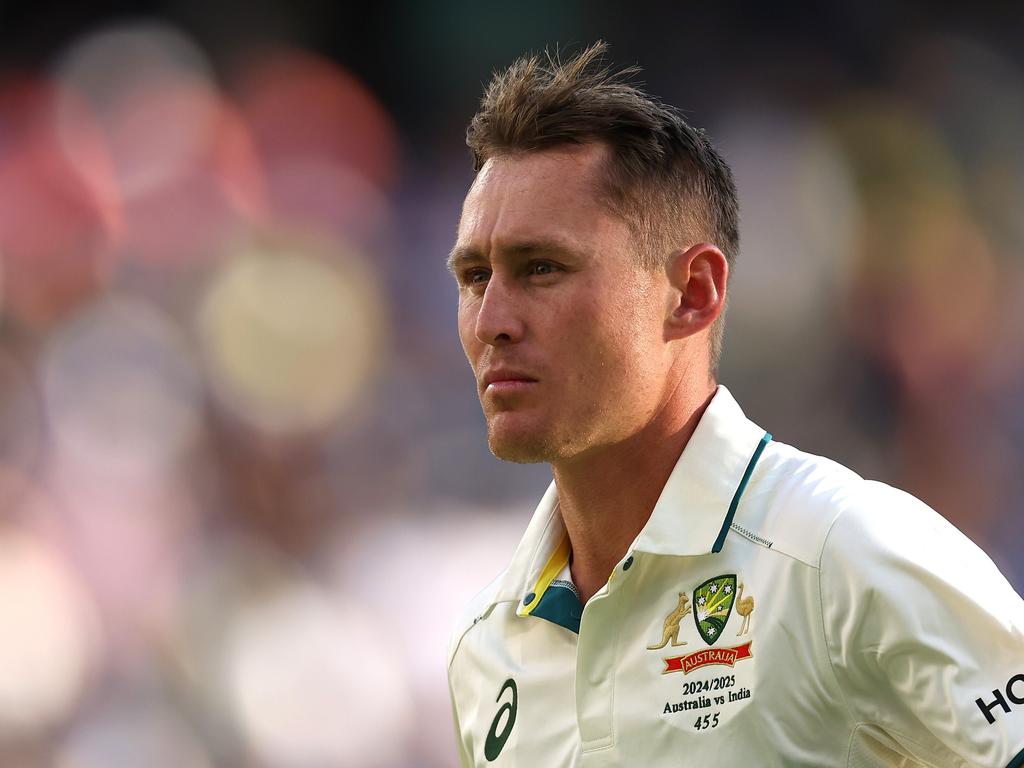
[555,380,717,604]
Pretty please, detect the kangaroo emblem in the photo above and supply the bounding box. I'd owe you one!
[647,592,692,649]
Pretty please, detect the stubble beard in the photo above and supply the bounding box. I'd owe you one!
[486,425,557,464]
[485,415,592,465]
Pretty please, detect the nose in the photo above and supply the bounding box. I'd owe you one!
[474,274,524,346]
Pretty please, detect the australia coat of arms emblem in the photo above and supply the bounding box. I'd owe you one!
[692,574,737,645]
[650,573,754,675]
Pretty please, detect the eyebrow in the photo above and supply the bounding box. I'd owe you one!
[446,239,586,273]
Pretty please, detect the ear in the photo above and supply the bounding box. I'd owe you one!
[664,242,728,341]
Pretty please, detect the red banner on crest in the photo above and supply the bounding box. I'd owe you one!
[662,641,753,675]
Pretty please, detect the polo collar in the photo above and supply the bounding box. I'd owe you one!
[493,385,771,621]
[634,384,770,557]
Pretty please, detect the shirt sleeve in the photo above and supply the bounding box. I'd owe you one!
[448,669,475,768]
[447,586,497,768]
[819,480,1024,768]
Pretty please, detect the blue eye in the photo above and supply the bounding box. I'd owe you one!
[530,261,558,275]
[464,269,490,285]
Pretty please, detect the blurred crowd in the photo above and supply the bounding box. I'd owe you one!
[1,4,1023,767]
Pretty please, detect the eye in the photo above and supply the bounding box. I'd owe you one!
[461,268,490,286]
[528,261,560,276]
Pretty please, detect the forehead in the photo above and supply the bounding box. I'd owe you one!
[457,143,628,253]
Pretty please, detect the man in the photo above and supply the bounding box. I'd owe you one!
[445,42,1024,767]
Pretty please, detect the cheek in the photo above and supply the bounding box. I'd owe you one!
[588,299,664,388]
[457,302,479,356]
[594,293,658,357]
[558,317,639,394]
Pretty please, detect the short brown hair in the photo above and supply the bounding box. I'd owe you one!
[466,41,739,373]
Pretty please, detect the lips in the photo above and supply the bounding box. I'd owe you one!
[480,368,538,390]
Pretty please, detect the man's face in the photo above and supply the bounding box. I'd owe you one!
[452,143,675,463]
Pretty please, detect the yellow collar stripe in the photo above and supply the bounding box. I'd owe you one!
[519,534,571,617]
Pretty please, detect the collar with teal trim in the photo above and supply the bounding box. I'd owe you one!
[492,385,772,627]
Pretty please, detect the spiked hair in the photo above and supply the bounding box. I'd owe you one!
[466,41,739,372]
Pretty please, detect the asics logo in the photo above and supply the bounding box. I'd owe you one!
[484,678,517,761]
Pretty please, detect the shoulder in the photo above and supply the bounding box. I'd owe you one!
[819,479,1022,616]
[447,568,510,670]
[749,435,1007,574]
[803,467,1024,764]
[734,436,1010,586]
[823,479,977,567]
[732,437,871,567]
[806,473,1024,659]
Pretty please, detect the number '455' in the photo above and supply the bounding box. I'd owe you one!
[694,713,719,731]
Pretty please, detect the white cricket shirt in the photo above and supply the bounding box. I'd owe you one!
[447,385,1024,767]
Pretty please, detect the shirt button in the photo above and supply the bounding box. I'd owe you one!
[523,592,536,607]
[623,555,634,571]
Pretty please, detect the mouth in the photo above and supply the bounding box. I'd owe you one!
[485,379,537,395]
[480,369,539,395]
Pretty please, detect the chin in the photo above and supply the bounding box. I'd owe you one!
[487,433,551,464]
[486,419,558,464]
[486,418,580,464]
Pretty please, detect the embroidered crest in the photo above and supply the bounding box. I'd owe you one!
[651,575,756,675]
[646,593,692,650]
[735,582,755,635]
[692,574,736,646]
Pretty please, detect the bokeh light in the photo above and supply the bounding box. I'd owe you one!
[235,49,399,193]
[263,158,394,253]
[0,530,101,739]
[53,22,266,268]
[232,48,399,254]
[55,694,211,768]
[198,235,386,435]
[53,21,219,200]
[42,295,203,479]
[0,78,114,328]
[223,579,413,767]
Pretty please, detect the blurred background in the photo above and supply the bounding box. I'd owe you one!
[1,1,1023,765]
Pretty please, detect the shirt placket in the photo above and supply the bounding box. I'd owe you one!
[574,554,635,765]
